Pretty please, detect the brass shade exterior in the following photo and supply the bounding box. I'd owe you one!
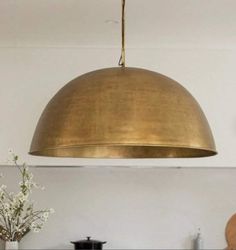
[29,67,216,158]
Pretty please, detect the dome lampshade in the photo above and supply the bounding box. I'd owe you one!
[29,67,216,158]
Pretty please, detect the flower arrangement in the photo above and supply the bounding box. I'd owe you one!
[0,152,54,242]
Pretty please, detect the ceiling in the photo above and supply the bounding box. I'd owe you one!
[1,0,236,49]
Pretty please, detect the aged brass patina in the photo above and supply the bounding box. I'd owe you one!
[29,0,216,158]
[29,67,216,158]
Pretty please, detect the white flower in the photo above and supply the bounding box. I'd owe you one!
[0,192,5,199]
[43,212,49,219]
[9,192,14,196]
[49,208,55,214]
[24,166,29,172]
[0,185,7,190]
[30,222,37,229]
[41,215,48,222]
[32,183,38,188]
[3,203,9,209]
[33,228,40,233]
[0,151,54,241]
[16,192,28,203]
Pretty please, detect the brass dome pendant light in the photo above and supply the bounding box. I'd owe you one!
[29,0,217,158]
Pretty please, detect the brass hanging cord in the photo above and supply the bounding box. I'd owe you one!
[118,0,126,67]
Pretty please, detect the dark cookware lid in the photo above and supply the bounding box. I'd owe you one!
[71,237,106,244]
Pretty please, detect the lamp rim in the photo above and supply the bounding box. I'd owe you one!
[29,143,217,158]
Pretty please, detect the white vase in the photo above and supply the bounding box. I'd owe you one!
[5,241,18,250]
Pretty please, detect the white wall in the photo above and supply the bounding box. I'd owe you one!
[1,46,236,249]
[0,47,236,167]
[0,166,235,249]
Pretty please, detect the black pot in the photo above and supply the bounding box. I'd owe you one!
[71,237,107,250]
